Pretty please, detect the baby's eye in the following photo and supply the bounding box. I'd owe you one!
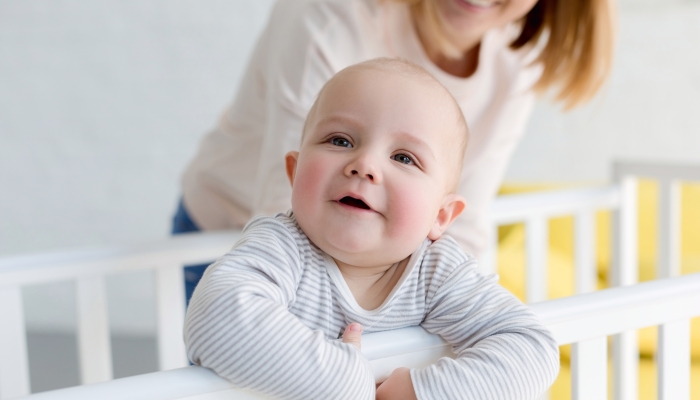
[391,153,414,165]
[330,137,352,148]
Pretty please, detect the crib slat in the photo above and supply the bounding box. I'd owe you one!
[156,265,188,371]
[479,225,498,275]
[613,177,639,288]
[572,208,599,400]
[571,208,597,400]
[0,287,30,399]
[658,319,690,400]
[657,179,681,279]
[612,176,639,400]
[612,332,637,400]
[526,217,548,303]
[575,210,596,294]
[656,180,687,399]
[572,336,607,400]
[76,276,113,384]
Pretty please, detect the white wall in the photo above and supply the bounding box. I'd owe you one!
[1,0,277,334]
[508,0,700,182]
[0,0,276,256]
[1,0,699,334]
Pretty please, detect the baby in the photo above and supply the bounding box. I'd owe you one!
[184,58,559,400]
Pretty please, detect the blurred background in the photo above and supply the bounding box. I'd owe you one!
[1,0,699,395]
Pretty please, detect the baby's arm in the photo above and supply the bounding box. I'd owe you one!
[183,218,374,399]
[414,262,560,400]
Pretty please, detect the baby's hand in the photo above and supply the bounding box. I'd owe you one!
[376,368,417,400]
[341,323,363,350]
[342,325,416,399]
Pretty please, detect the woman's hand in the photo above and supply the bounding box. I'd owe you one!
[376,367,417,400]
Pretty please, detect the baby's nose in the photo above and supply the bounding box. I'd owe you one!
[350,169,374,180]
[344,152,382,183]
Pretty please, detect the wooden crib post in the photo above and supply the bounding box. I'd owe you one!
[575,210,597,294]
[611,172,639,400]
[571,210,606,399]
[0,286,30,399]
[76,276,113,385]
[657,179,682,278]
[572,336,608,400]
[656,179,689,399]
[526,216,548,304]
[479,224,498,275]
[156,265,188,371]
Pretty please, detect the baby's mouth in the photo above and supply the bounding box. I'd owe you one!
[339,196,371,210]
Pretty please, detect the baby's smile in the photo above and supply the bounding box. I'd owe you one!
[338,196,372,210]
[332,191,383,219]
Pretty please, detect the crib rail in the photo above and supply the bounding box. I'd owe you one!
[0,186,621,398]
[2,161,699,399]
[481,181,633,400]
[483,185,621,300]
[17,273,700,400]
[0,231,241,287]
[610,161,700,400]
[0,231,240,398]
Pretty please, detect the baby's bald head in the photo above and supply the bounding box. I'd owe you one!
[302,58,469,192]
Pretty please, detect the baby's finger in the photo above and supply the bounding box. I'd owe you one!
[341,323,363,350]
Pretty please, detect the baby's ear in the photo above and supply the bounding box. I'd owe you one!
[428,194,466,241]
[285,151,299,187]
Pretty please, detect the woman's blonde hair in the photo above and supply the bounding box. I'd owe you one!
[394,0,616,109]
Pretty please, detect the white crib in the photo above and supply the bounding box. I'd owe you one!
[1,161,698,400]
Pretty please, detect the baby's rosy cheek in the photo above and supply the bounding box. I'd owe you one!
[292,159,327,202]
[388,193,433,232]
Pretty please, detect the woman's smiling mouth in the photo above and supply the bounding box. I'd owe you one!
[459,0,499,9]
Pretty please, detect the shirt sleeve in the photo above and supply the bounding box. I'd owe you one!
[183,217,375,399]
[413,260,559,400]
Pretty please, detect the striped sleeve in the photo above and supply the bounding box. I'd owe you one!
[413,256,560,400]
[183,217,375,400]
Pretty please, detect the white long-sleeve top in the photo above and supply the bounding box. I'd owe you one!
[180,0,542,257]
[184,212,560,399]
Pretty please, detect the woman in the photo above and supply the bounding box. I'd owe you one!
[174,0,615,301]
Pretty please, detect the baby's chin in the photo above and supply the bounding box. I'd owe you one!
[294,209,431,267]
[313,232,422,269]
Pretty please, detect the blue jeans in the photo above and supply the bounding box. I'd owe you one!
[171,199,209,307]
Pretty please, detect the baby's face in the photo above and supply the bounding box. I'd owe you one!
[286,66,465,268]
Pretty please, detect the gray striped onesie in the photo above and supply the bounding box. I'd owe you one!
[184,212,559,399]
